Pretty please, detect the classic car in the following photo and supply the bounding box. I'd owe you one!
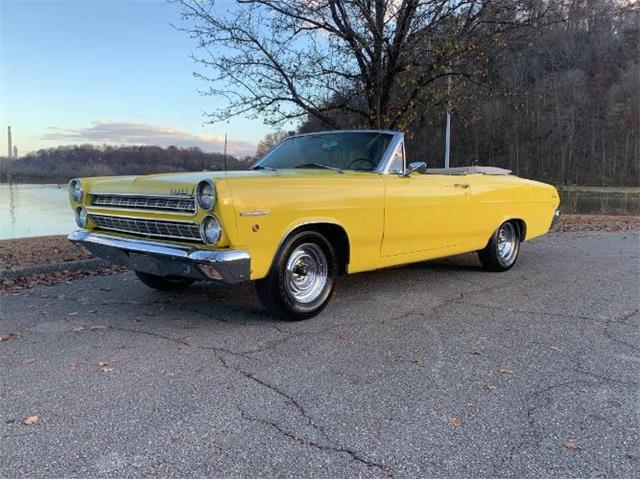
[68,130,560,320]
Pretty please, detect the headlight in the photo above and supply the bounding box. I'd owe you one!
[196,180,215,210]
[200,215,221,245]
[69,179,83,202]
[75,206,87,228]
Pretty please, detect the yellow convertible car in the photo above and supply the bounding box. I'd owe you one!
[68,130,560,320]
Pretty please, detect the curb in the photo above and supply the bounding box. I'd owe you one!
[0,258,110,280]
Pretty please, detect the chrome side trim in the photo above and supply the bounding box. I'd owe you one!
[240,209,271,217]
[68,230,250,284]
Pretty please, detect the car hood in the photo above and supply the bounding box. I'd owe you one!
[85,169,354,196]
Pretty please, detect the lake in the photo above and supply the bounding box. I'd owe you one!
[0,182,637,240]
[1,183,76,239]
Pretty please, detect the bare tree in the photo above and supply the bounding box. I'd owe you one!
[176,0,547,131]
[255,131,290,158]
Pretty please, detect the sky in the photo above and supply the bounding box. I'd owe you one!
[0,0,272,157]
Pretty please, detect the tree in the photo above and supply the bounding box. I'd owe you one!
[177,0,548,131]
[255,131,290,158]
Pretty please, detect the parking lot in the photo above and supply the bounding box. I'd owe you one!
[1,232,639,477]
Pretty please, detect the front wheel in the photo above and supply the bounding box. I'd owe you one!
[135,271,195,291]
[256,231,338,321]
[478,221,521,272]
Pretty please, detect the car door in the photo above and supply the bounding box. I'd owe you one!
[381,165,473,257]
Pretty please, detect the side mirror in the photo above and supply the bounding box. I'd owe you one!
[401,161,427,177]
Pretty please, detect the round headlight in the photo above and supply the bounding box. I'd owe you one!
[196,180,216,210]
[69,179,83,202]
[200,215,221,245]
[75,206,88,228]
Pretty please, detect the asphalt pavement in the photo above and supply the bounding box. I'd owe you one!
[1,232,639,478]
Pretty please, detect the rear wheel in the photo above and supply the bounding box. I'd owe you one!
[256,231,338,321]
[135,271,195,291]
[478,221,521,272]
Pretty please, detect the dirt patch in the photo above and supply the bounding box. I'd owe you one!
[0,235,91,270]
[552,214,640,233]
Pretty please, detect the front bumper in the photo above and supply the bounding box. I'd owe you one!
[68,230,250,284]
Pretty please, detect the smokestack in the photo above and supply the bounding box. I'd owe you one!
[7,126,12,158]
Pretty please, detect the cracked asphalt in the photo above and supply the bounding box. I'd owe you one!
[1,232,639,478]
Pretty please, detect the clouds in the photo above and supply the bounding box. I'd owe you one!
[42,120,257,156]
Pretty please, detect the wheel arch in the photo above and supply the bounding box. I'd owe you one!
[273,221,351,276]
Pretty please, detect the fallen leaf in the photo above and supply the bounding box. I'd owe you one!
[627,453,639,461]
[451,417,462,428]
[564,441,581,450]
[24,415,39,426]
[580,387,588,393]
[0,333,21,342]
[551,346,561,351]
[471,346,486,355]
[22,357,37,365]
[338,333,349,341]
[499,368,514,375]
[486,384,498,391]
[466,403,476,410]
[98,361,113,373]
[70,361,86,372]
[414,358,425,365]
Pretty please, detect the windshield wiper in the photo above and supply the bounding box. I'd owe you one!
[251,165,277,171]
[295,163,344,173]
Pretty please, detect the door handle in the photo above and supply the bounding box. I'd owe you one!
[453,183,470,189]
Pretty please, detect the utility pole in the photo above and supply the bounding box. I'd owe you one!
[444,71,451,169]
[7,126,12,159]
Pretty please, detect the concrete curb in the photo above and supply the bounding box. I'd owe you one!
[0,258,110,280]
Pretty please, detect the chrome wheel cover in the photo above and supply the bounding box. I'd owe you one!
[496,223,518,265]
[285,243,328,304]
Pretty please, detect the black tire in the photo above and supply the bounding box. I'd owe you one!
[478,221,521,272]
[255,231,338,321]
[135,271,195,291]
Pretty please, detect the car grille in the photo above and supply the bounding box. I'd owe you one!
[91,194,196,214]
[91,215,201,242]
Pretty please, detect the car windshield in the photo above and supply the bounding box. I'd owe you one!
[254,132,394,172]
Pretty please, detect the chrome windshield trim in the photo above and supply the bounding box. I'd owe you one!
[253,129,404,174]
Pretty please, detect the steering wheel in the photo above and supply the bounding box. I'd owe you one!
[347,157,376,171]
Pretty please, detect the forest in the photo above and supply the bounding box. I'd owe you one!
[0,145,247,182]
[296,1,639,186]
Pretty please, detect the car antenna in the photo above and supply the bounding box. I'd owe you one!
[223,133,228,174]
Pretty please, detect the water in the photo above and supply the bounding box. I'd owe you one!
[0,182,637,240]
[1,183,76,239]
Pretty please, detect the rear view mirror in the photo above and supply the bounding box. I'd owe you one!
[402,161,427,177]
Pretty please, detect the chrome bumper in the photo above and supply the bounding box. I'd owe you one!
[68,230,250,284]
